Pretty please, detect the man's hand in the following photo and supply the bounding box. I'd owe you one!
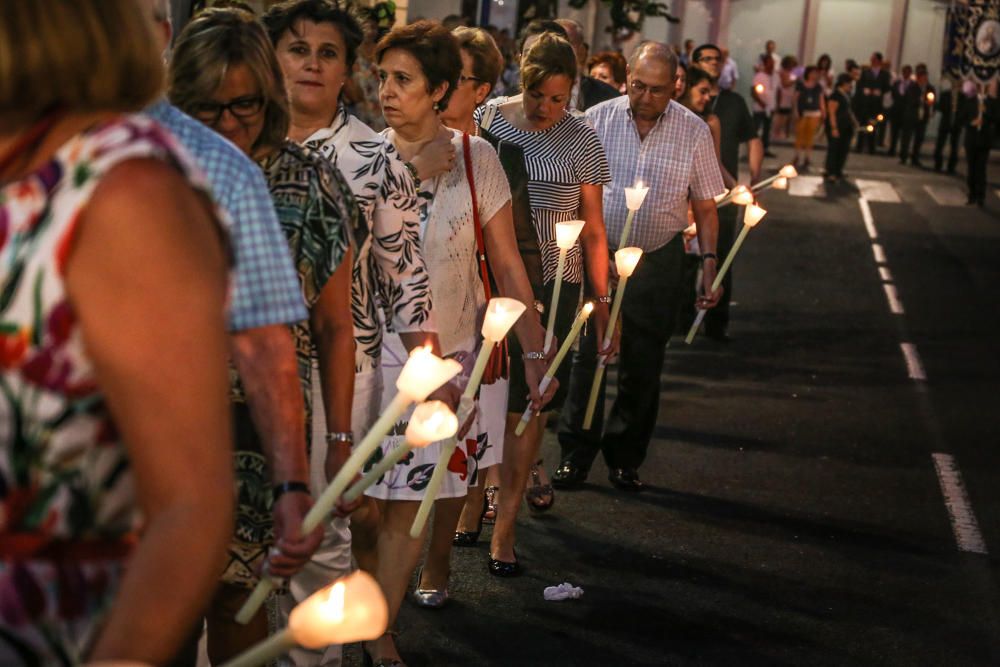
[524,357,558,413]
[410,133,455,181]
[269,491,324,578]
[592,301,620,360]
[698,258,724,309]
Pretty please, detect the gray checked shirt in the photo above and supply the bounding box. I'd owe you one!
[586,97,725,252]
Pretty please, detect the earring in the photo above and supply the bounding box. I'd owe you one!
[433,101,441,112]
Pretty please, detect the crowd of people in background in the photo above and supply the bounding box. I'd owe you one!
[1,2,998,667]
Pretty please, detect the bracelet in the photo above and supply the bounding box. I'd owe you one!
[700,252,718,262]
[273,481,310,503]
[325,431,354,445]
[403,161,421,188]
[595,295,612,304]
[523,351,545,360]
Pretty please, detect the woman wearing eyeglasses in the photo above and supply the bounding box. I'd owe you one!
[169,8,360,661]
[475,32,614,578]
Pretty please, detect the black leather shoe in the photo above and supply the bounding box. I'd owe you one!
[608,468,644,492]
[488,551,520,577]
[552,462,588,489]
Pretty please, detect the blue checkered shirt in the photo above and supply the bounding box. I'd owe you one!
[147,101,306,331]
[586,97,725,252]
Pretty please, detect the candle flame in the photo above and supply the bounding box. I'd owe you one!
[876,114,885,122]
[582,302,594,315]
[322,582,346,624]
[754,83,764,93]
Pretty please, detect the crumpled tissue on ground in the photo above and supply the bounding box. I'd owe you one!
[543,582,584,601]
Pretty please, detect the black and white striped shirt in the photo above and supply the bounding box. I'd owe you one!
[478,101,611,284]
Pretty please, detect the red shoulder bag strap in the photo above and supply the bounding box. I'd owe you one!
[463,132,492,300]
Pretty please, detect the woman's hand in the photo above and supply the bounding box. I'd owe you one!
[592,300,620,361]
[410,133,455,181]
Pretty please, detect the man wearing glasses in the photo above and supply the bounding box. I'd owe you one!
[555,42,724,492]
[692,43,763,342]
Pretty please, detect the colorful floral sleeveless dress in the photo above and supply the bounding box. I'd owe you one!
[0,115,224,665]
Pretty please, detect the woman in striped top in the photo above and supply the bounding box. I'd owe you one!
[476,32,615,576]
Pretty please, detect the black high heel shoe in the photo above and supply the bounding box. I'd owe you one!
[488,550,521,577]
[453,490,487,546]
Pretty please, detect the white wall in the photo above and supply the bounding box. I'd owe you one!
[406,0,461,22]
[813,0,894,73]
[900,0,948,85]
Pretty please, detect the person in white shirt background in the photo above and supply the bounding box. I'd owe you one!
[751,54,779,157]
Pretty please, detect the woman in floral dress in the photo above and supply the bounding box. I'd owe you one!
[0,1,233,664]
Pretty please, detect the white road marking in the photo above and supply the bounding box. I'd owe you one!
[932,453,988,554]
[872,244,887,264]
[883,284,905,314]
[900,342,927,381]
[924,184,968,206]
[789,175,825,197]
[878,266,893,281]
[859,198,878,239]
[856,179,902,203]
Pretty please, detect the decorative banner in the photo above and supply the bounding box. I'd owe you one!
[944,1,1000,83]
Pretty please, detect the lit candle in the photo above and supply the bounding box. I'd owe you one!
[754,83,765,94]
[223,572,388,667]
[750,164,798,193]
[772,176,788,190]
[619,181,650,247]
[716,183,751,207]
[235,347,460,625]
[582,248,643,429]
[407,298,526,538]
[876,113,885,122]
[685,204,768,344]
[514,302,594,436]
[345,401,457,503]
[866,124,875,133]
[545,221,585,353]
[926,91,935,104]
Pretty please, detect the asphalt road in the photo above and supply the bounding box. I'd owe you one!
[345,146,1000,666]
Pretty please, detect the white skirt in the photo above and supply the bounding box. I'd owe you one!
[363,335,508,501]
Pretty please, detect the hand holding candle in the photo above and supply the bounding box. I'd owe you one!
[685,203,768,344]
[409,298,526,538]
[235,347,460,625]
[546,222,585,353]
[619,181,649,248]
[222,571,388,667]
[583,248,642,430]
[515,302,594,437]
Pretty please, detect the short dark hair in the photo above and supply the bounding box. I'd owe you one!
[804,65,817,80]
[836,73,853,88]
[872,51,884,62]
[263,0,365,68]
[685,65,715,90]
[915,63,928,76]
[375,20,461,112]
[692,43,721,63]
[518,19,567,53]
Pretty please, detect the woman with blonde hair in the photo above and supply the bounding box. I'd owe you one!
[0,1,233,663]
[475,32,615,576]
[169,7,359,662]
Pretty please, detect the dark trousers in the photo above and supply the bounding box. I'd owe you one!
[934,122,963,172]
[753,111,772,152]
[703,205,738,335]
[899,120,928,164]
[966,136,990,202]
[888,110,904,154]
[825,129,854,177]
[557,236,684,472]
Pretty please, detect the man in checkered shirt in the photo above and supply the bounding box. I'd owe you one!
[556,41,725,493]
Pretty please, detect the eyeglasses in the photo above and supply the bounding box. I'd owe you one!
[630,79,671,99]
[189,95,265,125]
[459,74,485,85]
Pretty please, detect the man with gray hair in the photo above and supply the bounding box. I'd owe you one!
[555,41,724,492]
